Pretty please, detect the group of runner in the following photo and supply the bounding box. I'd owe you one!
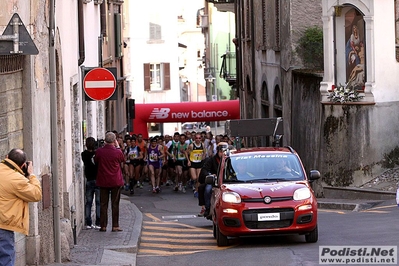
[119,130,233,197]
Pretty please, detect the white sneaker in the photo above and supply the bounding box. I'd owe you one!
[178,183,182,191]
[86,225,92,229]
[92,225,101,229]
[182,186,186,193]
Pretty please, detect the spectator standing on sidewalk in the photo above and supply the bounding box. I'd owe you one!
[81,137,100,229]
[0,148,42,265]
[95,132,125,232]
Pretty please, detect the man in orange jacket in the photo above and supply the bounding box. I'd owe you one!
[0,148,42,265]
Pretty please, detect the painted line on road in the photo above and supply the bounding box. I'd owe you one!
[366,204,397,210]
[144,219,211,230]
[138,248,227,257]
[361,210,390,213]
[143,224,212,232]
[318,209,346,214]
[141,236,215,243]
[142,231,211,238]
[138,217,231,257]
[162,214,198,219]
[145,213,161,222]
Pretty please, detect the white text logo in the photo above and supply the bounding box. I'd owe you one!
[319,246,397,264]
[148,109,229,120]
[149,108,170,119]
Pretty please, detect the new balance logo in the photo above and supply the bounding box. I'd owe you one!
[149,108,170,119]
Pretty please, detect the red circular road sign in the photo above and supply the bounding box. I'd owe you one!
[83,68,116,101]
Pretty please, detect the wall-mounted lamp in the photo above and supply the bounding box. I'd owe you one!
[184,80,190,86]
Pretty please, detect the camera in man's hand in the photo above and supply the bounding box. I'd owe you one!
[22,162,30,177]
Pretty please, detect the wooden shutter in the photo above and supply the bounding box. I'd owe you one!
[144,63,150,91]
[163,63,170,90]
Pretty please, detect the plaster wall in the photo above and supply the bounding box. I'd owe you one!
[372,1,399,102]
[55,0,80,191]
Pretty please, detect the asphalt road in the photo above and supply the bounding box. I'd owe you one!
[126,182,399,266]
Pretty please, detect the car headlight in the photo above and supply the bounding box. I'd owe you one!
[222,192,241,203]
[293,187,311,200]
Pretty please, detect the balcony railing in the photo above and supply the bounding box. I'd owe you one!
[220,52,236,86]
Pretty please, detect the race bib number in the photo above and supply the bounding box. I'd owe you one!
[149,152,158,162]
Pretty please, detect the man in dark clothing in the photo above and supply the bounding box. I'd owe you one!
[81,137,100,229]
[197,142,227,218]
[95,132,125,232]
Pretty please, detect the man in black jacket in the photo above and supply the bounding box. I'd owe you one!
[81,137,100,229]
[197,142,227,218]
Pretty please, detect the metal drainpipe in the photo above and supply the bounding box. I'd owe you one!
[251,0,255,115]
[49,0,62,262]
[78,0,85,66]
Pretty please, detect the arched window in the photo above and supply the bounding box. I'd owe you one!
[261,81,269,118]
[274,85,282,117]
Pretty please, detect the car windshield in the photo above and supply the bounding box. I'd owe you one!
[224,153,305,183]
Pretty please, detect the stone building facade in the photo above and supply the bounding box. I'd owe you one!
[0,0,127,264]
[234,0,399,194]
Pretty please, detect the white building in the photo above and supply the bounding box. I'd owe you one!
[127,0,206,136]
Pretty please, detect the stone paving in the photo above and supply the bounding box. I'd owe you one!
[47,194,141,266]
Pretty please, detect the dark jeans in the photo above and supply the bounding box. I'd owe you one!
[85,180,100,226]
[99,186,122,228]
[0,228,15,266]
[198,183,212,210]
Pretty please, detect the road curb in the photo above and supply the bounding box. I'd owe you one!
[98,196,143,266]
[317,200,383,211]
[323,186,395,200]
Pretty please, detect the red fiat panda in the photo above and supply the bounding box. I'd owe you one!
[206,146,320,247]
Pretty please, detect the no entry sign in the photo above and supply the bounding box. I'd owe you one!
[83,68,116,101]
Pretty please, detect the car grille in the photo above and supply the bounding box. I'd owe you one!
[242,208,294,229]
[242,196,293,203]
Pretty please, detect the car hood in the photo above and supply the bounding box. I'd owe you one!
[222,181,309,198]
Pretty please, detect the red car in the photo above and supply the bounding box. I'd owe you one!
[206,146,320,246]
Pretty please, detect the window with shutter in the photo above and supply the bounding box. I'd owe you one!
[143,62,171,91]
[144,63,151,91]
[163,63,170,90]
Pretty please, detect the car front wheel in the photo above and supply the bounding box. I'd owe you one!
[305,225,318,243]
[216,224,229,246]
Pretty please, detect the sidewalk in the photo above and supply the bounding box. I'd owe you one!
[49,194,142,266]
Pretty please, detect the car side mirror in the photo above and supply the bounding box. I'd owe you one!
[308,170,320,182]
[205,174,216,186]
